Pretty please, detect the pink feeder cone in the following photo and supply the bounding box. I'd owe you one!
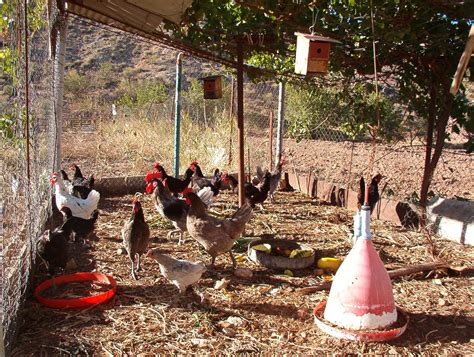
[324,206,397,330]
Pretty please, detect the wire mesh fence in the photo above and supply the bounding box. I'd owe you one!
[2,9,473,354]
[1,2,57,352]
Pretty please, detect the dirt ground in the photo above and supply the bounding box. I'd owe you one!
[11,188,474,355]
[284,138,474,201]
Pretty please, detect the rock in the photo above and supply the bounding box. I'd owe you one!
[190,338,208,348]
[117,247,126,255]
[438,298,449,306]
[234,267,253,279]
[314,269,325,276]
[226,316,246,327]
[214,278,230,290]
[222,327,236,337]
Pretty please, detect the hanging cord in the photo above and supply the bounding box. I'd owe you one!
[308,7,319,35]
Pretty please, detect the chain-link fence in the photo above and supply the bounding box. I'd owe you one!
[1,2,57,352]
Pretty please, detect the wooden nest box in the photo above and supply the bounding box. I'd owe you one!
[201,75,222,99]
[294,32,341,75]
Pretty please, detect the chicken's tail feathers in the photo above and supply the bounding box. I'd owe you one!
[197,186,214,207]
[232,203,253,224]
[85,189,101,207]
[91,209,100,221]
[88,174,95,187]
[256,166,265,181]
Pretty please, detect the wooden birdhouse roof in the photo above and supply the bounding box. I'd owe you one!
[295,32,342,45]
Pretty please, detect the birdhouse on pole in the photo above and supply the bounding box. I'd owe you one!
[201,75,223,99]
[294,32,341,75]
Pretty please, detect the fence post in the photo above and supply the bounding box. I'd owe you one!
[237,39,245,207]
[52,5,68,172]
[275,81,285,169]
[0,325,4,357]
[173,53,183,177]
[268,110,274,170]
[228,76,234,166]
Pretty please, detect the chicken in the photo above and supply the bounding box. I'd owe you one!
[121,198,150,280]
[146,174,189,245]
[51,172,100,220]
[357,174,383,214]
[60,207,99,242]
[191,162,220,189]
[154,162,194,195]
[220,172,238,192]
[70,164,95,199]
[37,228,69,275]
[254,159,286,202]
[183,191,253,268]
[193,186,216,208]
[268,159,286,202]
[244,171,271,208]
[146,249,206,293]
[60,169,74,194]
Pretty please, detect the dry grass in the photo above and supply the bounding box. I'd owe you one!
[62,115,271,178]
[11,190,474,355]
[64,116,226,176]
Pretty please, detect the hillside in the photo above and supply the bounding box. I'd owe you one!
[66,16,218,89]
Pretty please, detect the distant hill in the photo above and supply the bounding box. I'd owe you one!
[66,16,220,87]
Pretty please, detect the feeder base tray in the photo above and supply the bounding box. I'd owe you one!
[313,301,409,342]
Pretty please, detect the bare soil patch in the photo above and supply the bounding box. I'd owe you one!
[284,138,473,201]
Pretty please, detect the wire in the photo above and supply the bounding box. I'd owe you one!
[308,7,319,35]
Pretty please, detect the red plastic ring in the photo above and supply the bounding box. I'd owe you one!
[34,272,117,309]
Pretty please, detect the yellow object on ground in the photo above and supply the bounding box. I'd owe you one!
[283,269,294,277]
[252,244,272,254]
[289,249,314,259]
[317,257,343,271]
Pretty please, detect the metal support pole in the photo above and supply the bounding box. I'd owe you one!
[275,81,285,169]
[236,40,245,207]
[268,110,274,170]
[52,5,67,172]
[173,53,183,177]
[24,0,30,182]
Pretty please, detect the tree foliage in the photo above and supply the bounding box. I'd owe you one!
[285,82,403,141]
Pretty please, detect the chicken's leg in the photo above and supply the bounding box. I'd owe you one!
[167,229,185,245]
[131,256,138,280]
[136,254,141,272]
[229,251,237,269]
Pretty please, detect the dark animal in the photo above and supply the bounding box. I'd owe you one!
[37,229,69,275]
[154,162,194,196]
[244,171,271,208]
[60,207,99,242]
[357,174,383,214]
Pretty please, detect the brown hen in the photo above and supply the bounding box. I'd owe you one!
[184,192,253,268]
[122,198,150,280]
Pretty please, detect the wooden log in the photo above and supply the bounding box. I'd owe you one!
[296,260,449,296]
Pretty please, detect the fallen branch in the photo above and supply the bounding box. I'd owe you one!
[297,260,450,296]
